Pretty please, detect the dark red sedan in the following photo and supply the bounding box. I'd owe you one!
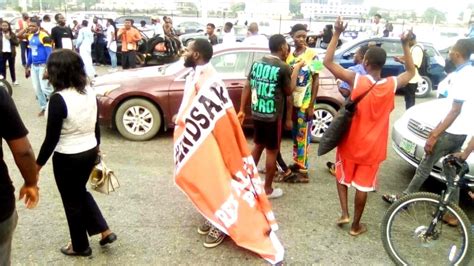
[93,45,344,141]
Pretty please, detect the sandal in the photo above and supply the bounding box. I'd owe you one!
[326,162,336,176]
[274,170,296,183]
[382,194,400,204]
[286,172,309,183]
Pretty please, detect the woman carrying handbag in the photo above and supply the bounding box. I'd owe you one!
[36,49,117,257]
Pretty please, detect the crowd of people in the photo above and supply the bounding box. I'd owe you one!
[1,11,474,265]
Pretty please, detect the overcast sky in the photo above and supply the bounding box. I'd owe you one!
[364,0,472,15]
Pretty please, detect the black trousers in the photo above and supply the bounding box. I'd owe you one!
[404,83,418,110]
[20,42,27,66]
[0,53,16,83]
[122,51,136,69]
[94,39,107,64]
[52,147,108,252]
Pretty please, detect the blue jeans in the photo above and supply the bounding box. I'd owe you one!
[108,49,117,68]
[31,64,52,111]
[0,210,18,266]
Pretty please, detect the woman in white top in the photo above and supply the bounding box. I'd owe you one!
[76,20,96,78]
[36,49,116,256]
[106,19,117,72]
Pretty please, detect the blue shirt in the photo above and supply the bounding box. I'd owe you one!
[340,64,367,91]
[27,31,52,66]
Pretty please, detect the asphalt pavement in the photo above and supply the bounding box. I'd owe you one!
[4,60,474,265]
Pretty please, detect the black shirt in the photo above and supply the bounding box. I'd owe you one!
[51,26,73,49]
[247,55,291,122]
[0,88,28,222]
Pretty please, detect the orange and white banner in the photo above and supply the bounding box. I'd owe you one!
[174,74,284,264]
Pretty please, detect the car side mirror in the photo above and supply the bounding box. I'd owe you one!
[342,52,353,60]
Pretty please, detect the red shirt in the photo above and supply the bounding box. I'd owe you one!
[338,74,397,165]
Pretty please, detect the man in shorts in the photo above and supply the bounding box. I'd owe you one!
[238,34,301,198]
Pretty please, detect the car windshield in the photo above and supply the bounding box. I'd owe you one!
[335,39,361,54]
[159,59,185,75]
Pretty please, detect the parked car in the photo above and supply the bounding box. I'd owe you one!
[0,10,21,23]
[331,37,447,98]
[175,21,205,36]
[392,98,474,186]
[93,45,344,141]
[179,25,248,47]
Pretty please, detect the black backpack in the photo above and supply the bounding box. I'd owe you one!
[414,44,429,76]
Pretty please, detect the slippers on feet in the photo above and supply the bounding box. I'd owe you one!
[336,217,350,226]
[286,173,309,183]
[349,224,368,236]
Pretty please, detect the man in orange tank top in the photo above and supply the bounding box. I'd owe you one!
[323,17,416,236]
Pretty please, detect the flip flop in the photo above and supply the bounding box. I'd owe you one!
[336,217,350,226]
[286,173,309,183]
[274,170,295,183]
[349,224,367,236]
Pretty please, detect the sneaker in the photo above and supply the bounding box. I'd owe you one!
[204,226,226,248]
[382,194,400,204]
[108,68,118,73]
[267,188,283,199]
[197,220,212,235]
[13,81,19,86]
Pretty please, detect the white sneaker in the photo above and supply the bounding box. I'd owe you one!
[108,68,118,73]
[267,188,283,199]
[13,81,19,86]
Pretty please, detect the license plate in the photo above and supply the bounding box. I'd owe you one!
[399,138,416,157]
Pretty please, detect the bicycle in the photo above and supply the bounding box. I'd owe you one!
[381,155,473,265]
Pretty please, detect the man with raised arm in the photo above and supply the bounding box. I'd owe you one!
[323,17,415,236]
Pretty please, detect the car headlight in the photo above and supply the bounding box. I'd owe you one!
[93,84,121,97]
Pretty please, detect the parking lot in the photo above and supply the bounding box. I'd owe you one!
[4,63,474,264]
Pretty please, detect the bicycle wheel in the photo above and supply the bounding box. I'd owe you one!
[381,192,473,265]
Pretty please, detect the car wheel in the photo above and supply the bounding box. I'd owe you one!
[416,76,432,98]
[115,99,162,141]
[311,103,337,143]
[0,79,13,96]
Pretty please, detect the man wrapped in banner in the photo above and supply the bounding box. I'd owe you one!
[173,39,284,264]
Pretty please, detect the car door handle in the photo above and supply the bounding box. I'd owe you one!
[230,82,243,86]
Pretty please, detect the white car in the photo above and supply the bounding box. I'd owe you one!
[392,98,474,185]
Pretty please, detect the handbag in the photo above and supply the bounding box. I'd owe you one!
[89,158,120,194]
[317,81,378,156]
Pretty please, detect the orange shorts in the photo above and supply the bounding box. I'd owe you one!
[335,152,379,192]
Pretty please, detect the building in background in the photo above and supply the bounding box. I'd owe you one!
[301,0,367,19]
[245,0,290,19]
